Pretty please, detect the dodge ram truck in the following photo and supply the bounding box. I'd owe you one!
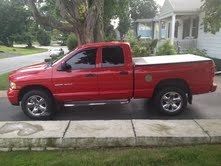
[7,42,217,120]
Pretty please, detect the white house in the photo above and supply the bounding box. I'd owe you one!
[157,0,221,59]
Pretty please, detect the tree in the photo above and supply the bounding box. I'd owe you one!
[37,28,51,46]
[130,0,158,20]
[0,0,29,46]
[201,0,221,34]
[27,0,104,45]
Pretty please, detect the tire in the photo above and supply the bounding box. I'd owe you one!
[154,87,187,115]
[21,90,55,120]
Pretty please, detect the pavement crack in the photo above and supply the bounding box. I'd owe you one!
[194,119,211,143]
[131,119,137,138]
[62,120,71,139]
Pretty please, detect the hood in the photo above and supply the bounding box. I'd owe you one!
[9,63,49,80]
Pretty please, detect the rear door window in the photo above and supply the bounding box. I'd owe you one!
[102,46,124,67]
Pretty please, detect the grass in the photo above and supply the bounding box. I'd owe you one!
[0,45,47,56]
[0,145,220,166]
[0,73,9,90]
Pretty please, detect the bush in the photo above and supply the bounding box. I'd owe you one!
[67,34,78,51]
[125,31,158,57]
[157,41,177,56]
[37,29,51,46]
[185,48,207,57]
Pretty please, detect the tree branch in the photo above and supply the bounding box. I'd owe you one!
[27,0,75,32]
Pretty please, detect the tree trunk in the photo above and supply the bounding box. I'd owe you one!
[27,0,104,46]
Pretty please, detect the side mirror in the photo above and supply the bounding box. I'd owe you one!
[59,61,72,71]
[44,58,51,63]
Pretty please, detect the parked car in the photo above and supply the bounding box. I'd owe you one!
[49,48,64,58]
[7,42,217,120]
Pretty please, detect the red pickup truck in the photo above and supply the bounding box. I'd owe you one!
[7,42,217,120]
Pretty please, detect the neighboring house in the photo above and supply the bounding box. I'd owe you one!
[135,0,221,59]
[135,19,155,39]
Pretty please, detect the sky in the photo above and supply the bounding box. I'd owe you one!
[155,0,165,6]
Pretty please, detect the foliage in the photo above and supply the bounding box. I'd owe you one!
[67,34,78,51]
[185,48,207,57]
[130,0,158,20]
[201,0,221,34]
[118,15,131,38]
[104,0,130,39]
[37,29,51,46]
[157,41,177,56]
[126,31,158,57]
[0,73,9,90]
[0,0,29,47]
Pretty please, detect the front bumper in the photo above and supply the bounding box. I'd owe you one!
[211,83,217,92]
[7,89,20,106]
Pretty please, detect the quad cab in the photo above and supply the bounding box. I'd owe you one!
[7,42,217,119]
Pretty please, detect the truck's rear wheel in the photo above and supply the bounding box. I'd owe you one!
[154,87,187,115]
[21,90,55,120]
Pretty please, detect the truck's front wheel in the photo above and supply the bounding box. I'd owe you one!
[21,90,55,120]
[154,87,187,115]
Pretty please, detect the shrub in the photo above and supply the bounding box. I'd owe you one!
[185,48,207,57]
[37,29,51,46]
[157,41,177,56]
[67,34,78,51]
[125,31,158,57]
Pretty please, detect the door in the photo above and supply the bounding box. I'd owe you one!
[52,48,99,102]
[97,46,133,100]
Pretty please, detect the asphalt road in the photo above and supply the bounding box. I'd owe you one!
[0,46,68,75]
[0,76,220,121]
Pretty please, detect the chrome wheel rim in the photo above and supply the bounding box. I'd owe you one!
[161,92,183,113]
[26,95,47,116]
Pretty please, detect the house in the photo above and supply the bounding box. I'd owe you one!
[135,0,221,59]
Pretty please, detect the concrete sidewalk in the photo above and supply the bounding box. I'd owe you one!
[0,91,7,98]
[0,119,220,151]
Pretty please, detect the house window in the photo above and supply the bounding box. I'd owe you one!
[183,18,191,39]
[175,21,179,38]
[192,17,199,38]
[161,22,166,39]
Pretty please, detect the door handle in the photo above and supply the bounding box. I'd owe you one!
[119,71,129,75]
[85,73,96,77]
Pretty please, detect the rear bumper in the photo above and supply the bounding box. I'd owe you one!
[211,83,217,92]
[7,89,20,106]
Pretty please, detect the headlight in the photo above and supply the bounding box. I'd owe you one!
[10,82,16,90]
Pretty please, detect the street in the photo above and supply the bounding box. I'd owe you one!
[0,46,68,75]
[0,76,220,121]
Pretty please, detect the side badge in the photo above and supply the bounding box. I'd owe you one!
[145,74,153,82]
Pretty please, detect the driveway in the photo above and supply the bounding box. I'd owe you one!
[0,76,220,121]
[0,46,68,75]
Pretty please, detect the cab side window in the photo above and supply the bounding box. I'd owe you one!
[102,46,124,67]
[66,49,97,70]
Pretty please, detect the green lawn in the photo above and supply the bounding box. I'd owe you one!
[0,73,9,90]
[0,45,47,56]
[0,145,220,166]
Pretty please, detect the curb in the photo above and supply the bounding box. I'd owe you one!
[0,119,220,151]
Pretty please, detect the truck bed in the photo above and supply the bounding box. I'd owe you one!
[133,54,212,66]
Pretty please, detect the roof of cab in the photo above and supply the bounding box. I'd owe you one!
[77,41,130,50]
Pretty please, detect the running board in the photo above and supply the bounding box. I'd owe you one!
[64,99,130,107]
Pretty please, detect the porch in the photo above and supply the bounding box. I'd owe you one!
[158,13,200,52]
